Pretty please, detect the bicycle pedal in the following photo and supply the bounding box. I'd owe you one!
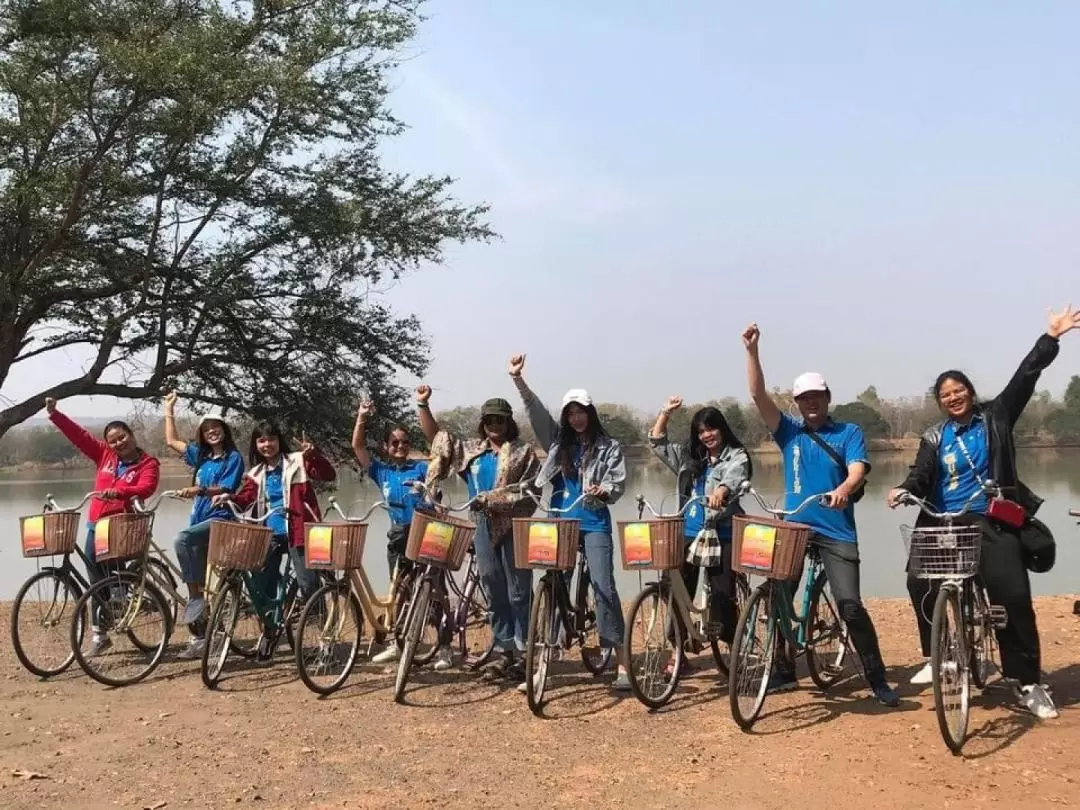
[989,606,1008,629]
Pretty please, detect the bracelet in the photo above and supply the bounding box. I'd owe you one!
[417,402,430,409]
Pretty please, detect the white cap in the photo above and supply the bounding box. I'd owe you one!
[561,388,593,409]
[792,372,829,398]
[197,412,229,430]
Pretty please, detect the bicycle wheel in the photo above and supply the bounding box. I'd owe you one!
[805,574,854,691]
[128,556,179,636]
[202,577,243,689]
[575,568,613,675]
[12,569,85,678]
[457,576,495,670]
[968,586,995,691]
[932,583,969,754]
[391,568,439,665]
[525,578,556,714]
[728,584,776,731]
[626,583,683,710]
[227,588,262,658]
[71,571,171,687]
[708,574,751,678]
[394,577,433,703]
[295,581,362,696]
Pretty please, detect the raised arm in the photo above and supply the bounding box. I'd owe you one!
[508,354,558,448]
[742,324,783,434]
[648,395,685,473]
[996,306,1080,426]
[162,392,187,454]
[351,400,375,470]
[45,399,105,465]
[415,385,440,444]
[298,433,336,483]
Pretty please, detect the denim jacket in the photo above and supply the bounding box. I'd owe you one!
[649,434,750,525]
[515,382,626,504]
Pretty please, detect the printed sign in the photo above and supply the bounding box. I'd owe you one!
[526,522,559,566]
[307,525,333,566]
[622,523,653,567]
[94,517,112,558]
[21,516,46,554]
[739,523,777,570]
[418,520,454,563]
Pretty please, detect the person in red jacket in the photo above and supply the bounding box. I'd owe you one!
[45,397,161,655]
[215,420,335,660]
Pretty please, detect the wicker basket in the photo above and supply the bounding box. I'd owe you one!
[405,509,475,572]
[511,517,580,570]
[304,521,368,570]
[616,517,685,571]
[208,520,274,571]
[731,515,812,580]
[20,511,80,558]
[92,513,154,562]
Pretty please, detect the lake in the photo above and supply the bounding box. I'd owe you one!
[3,449,1080,601]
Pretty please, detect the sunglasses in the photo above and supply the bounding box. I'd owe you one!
[389,439,411,448]
[483,415,507,425]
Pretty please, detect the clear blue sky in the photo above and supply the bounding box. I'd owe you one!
[8,1,1080,418]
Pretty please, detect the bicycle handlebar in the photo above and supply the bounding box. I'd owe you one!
[893,481,1001,521]
[326,496,394,522]
[635,494,705,519]
[736,481,831,518]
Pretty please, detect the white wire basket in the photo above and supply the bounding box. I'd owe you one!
[901,524,983,580]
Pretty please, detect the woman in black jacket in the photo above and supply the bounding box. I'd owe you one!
[887,305,1080,720]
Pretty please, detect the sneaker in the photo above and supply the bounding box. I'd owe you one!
[480,650,514,681]
[909,658,933,685]
[371,641,401,664]
[88,634,112,657]
[517,673,543,694]
[255,632,274,662]
[433,646,453,672]
[176,637,206,660]
[766,670,798,694]
[182,596,206,625]
[1017,683,1059,720]
[871,682,900,707]
[612,670,632,691]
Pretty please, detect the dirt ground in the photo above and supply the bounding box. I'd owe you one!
[3,596,1080,810]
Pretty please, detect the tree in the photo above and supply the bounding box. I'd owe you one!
[832,401,889,439]
[857,386,882,410]
[24,427,80,464]
[0,0,493,458]
[596,403,644,446]
[1065,376,1080,413]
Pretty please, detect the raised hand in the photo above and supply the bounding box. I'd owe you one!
[163,391,178,411]
[299,431,314,454]
[357,400,376,421]
[44,397,57,415]
[415,384,432,404]
[1047,304,1080,339]
[661,395,683,414]
[508,354,526,378]
[742,324,761,352]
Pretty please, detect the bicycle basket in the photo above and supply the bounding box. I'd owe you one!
[93,513,154,562]
[20,510,80,558]
[901,524,983,579]
[405,509,474,572]
[304,521,367,570]
[731,515,811,580]
[511,517,580,570]
[616,517,684,570]
[208,520,273,571]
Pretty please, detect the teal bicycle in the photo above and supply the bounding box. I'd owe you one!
[727,483,858,730]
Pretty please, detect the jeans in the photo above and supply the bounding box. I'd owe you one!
[387,523,413,580]
[907,516,1040,685]
[677,539,737,645]
[780,534,889,687]
[580,531,625,649]
[472,515,533,652]
[247,535,321,630]
[175,519,214,585]
[83,527,119,632]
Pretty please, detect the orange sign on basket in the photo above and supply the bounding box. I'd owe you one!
[21,516,46,553]
[307,525,333,566]
[739,523,777,570]
[526,523,559,566]
[93,517,112,558]
[418,520,454,563]
[622,523,653,567]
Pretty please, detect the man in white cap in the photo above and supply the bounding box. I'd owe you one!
[742,323,899,707]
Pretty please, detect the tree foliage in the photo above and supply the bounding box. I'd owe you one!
[832,401,890,438]
[0,0,493,458]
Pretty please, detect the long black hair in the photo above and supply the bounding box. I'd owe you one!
[102,420,141,458]
[192,417,238,485]
[248,420,291,467]
[556,403,607,477]
[933,369,979,403]
[685,406,753,483]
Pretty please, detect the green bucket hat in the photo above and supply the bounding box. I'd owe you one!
[480,398,513,418]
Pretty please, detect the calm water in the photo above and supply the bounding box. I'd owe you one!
[3,450,1080,601]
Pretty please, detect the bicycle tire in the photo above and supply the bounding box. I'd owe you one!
[70,572,171,688]
[458,576,495,670]
[201,577,242,689]
[626,583,683,710]
[968,586,994,691]
[805,573,853,691]
[575,565,613,675]
[931,583,969,755]
[525,578,556,715]
[11,569,84,678]
[295,581,362,696]
[708,574,751,678]
[728,584,775,731]
[394,577,432,703]
[127,556,179,636]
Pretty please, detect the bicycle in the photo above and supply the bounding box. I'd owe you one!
[894,483,1007,754]
[622,494,751,709]
[728,483,858,731]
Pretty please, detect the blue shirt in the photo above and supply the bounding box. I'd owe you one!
[184,443,245,525]
[264,466,288,537]
[549,444,612,535]
[773,414,870,543]
[463,450,498,499]
[934,415,990,515]
[684,470,707,539]
[369,458,429,526]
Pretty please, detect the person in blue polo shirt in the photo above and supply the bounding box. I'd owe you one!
[163,393,245,660]
[742,324,899,707]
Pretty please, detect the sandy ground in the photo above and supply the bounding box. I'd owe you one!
[3,596,1080,810]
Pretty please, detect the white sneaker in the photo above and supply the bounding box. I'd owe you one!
[433,646,453,672]
[371,641,400,664]
[910,659,933,685]
[517,673,543,694]
[176,637,206,661]
[1017,684,1059,720]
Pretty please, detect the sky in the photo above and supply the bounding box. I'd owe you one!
[5,0,1080,420]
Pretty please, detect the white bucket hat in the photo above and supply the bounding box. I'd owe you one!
[561,388,593,409]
